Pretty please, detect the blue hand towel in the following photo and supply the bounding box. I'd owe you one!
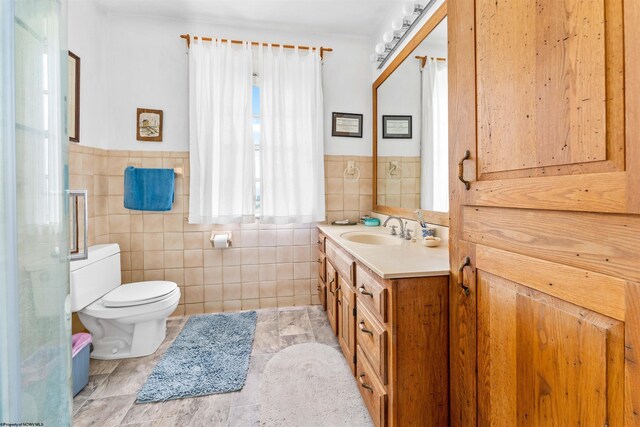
[124,166,175,211]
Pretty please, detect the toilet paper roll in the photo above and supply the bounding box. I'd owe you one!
[212,233,230,248]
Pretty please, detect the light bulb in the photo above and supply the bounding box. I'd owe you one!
[383,31,394,43]
[369,53,379,62]
[391,18,404,31]
[375,43,386,55]
[402,0,416,17]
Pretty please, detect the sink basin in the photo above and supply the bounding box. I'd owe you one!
[340,232,402,246]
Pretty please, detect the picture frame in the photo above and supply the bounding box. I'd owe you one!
[136,108,163,142]
[68,51,80,142]
[332,112,363,138]
[382,115,412,139]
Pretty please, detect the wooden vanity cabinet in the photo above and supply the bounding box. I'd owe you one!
[320,230,449,427]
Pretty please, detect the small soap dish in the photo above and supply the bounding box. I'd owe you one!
[331,219,357,226]
[422,236,442,247]
[363,218,380,226]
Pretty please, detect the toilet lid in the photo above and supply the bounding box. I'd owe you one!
[102,281,177,308]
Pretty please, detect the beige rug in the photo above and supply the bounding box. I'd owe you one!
[260,343,373,427]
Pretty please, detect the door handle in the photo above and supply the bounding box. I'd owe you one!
[458,256,471,296]
[359,373,374,392]
[68,190,88,261]
[458,150,471,190]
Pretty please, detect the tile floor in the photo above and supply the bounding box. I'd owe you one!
[72,305,340,426]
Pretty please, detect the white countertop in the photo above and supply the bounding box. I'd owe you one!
[317,223,450,280]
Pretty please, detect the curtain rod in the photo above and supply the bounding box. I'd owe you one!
[415,55,446,68]
[180,34,333,59]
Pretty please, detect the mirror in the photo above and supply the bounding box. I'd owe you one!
[373,13,448,226]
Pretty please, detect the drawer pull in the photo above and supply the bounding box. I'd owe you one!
[317,285,321,291]
[316,258,322,263]
[458,150,471,190]
[317,239,322,244]
[358,321,373,335]
[358,286,373,297]
[359,374,374,392]
[458,256,471,296]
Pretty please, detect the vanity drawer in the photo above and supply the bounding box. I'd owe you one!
[357,345,388,427]
[326,239,355,286]
[317,253,326,283]
[317,232,326,254]
[356,300,388,385]
[355,265,388,323]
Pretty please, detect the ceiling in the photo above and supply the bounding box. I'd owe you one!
[93,0,404,38]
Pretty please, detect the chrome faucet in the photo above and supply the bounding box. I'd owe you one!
[383,216,405,238]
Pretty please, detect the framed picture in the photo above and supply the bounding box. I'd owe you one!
[68,51,80,142]
[382,115,412,139]
[332,112,363,138]
[136,108,163,142]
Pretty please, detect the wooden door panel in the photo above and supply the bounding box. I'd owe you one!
[338,280,356,374]
[477,270,624,426]
[463,206,640,283]
[476,0,622,177]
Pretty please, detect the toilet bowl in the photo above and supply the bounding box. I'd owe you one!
[70,244,180,360]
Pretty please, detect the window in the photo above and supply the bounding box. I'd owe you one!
[252,84,261,215]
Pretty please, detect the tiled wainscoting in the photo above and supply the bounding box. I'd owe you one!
[68,144,373,317]
[376,156,421,210]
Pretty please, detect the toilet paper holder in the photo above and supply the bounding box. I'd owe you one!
[210,231,232,248]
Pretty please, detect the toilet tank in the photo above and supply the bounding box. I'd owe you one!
[70,243,122,312]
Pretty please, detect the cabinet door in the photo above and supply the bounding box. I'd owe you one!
[474,257,624,426]
[449,0,640,424]
[326,262,338,335]
[337,280,356,374]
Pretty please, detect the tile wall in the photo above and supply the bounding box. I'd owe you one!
[376,156,421,209]
[68,145,373,317]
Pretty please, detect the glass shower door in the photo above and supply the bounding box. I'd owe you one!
[1,0,71,424]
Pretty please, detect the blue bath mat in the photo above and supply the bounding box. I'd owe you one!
[136,311,257,403]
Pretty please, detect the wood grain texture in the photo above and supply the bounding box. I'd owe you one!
[326,239,355,287]
[626,0,640,214]
[476,245,626,321]
[476,0,614,174]
[356,345,388,427]
[356,300,388,385]
[467,172,627,213]
[338,280,356,375]
[355,265,388,323]
[326,262,338,335]
[447,0,477,421]
[477,270,624,426]
[463,206,640,283]
[626,282,640,426]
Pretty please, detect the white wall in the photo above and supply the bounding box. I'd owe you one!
[68,4,373,156]
[377,59,421,157]
[67,0,109,149]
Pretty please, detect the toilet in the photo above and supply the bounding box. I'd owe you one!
[70,243,180,360]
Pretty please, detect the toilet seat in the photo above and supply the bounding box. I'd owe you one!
[81,284,180,320]
[103,281,177,308]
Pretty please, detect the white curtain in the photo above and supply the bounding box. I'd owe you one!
[258,45,325,224]
[420,58,449,212]
[188,40,255,224]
